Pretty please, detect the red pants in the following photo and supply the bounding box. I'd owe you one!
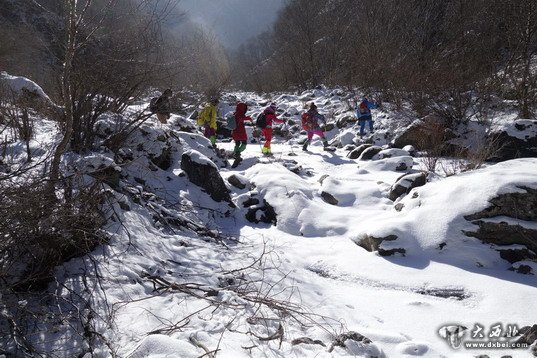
[262,127,273,149]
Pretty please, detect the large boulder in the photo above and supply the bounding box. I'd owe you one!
[180,150,231,203]
[389,172,427,201]
[0,71,59,116]
[392,120,426,149]
[487,120,537,161]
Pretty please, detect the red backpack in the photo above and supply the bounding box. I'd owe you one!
[301,112,314,130]
[359,101,368,114]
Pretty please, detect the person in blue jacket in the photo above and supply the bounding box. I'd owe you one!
[356,96,378,137]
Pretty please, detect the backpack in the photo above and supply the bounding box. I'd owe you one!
[301,112,314,131]
[255,112,267,128]
[359,101,368,114]
[226,115,237,130]
[149,97,159,113]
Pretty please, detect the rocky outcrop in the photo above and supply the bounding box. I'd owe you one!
[180,151,231,203]
[464,186,537,222]
[464,221,537,253]
[464,186,537,269]
[389,172,427,201]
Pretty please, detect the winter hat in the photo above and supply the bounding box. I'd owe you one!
[235,102,247,116]
[310,102,317,110]
[264,105,275,114]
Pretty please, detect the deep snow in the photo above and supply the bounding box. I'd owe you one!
[1,85,536,358]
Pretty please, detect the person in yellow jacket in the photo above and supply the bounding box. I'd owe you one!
[197,98,219,146]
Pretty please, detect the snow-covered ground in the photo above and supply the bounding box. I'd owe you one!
[2,86,536,358]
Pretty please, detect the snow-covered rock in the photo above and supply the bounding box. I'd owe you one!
[181,150,231,203]
[389,172,427,201]
[0,71,52,102]
[360,158,537,267]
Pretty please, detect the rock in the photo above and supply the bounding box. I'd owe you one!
[323,123,335,131]
[180,151,231,203]
[347,144,372,159]
[465,186,537,222]
[242,197,260,207]
[395,162,409,171]
[487,123,537,161]
[392,116,454,153]
[498,248,537,263]
[392,120,426,149]
[403,145,416,156]
[328,331,372,353]
[75,156,121,188]
[245,199,277,225]
[356,234,406,256]
[463,186,537,260]
[321,191,338,205]
[509,264,533,274]
[358,146,383,160]
[150,145,172,170]
[373,148,410,160]
[318,174,330,184]
[90,166,121,188]
[336,115,354,128]
[463,220,537,254]
[228,174,249,190]
[516,325,537,346]
[291,337,326,347]
[389,172,427,201]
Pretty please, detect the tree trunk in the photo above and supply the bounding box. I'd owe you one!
[48,0,77,197]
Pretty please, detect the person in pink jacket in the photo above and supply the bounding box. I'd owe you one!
[261,103,285,155]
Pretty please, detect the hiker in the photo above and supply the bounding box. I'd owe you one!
[150,89,172,124]
[302,102,329,151]
[231,102,252,158]
[197,97,219,146]
[356,96,378,137]
[260,103,285,155]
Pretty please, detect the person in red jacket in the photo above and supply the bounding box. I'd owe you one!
[232,102,252,158]
[261,103,285,155]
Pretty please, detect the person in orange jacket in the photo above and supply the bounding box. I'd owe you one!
[261,103,285,155]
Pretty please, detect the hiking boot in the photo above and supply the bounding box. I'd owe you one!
[302,142,309,151]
